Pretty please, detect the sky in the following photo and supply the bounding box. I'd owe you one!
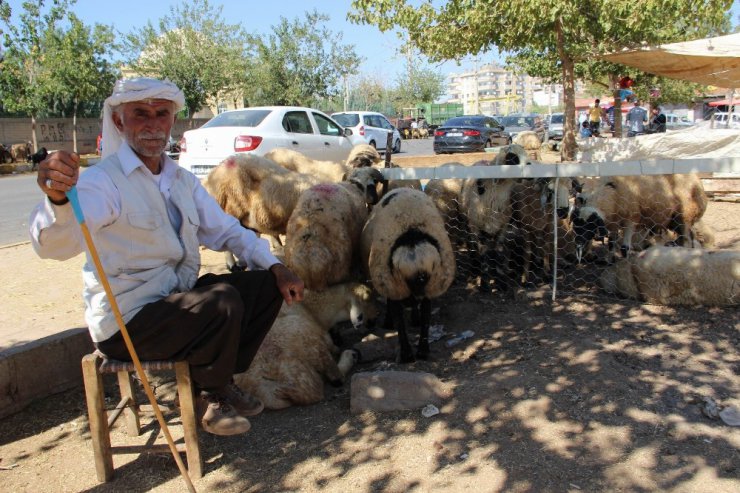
[3,0,739,83]
[3,0,477,83]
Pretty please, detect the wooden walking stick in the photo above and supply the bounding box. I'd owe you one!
[67,187,197,493]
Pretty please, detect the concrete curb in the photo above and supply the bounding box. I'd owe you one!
[0,327,93,420]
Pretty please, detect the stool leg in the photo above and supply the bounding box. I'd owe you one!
[82,354,114,482]
[117,370,141,436]
[175,361,203,479]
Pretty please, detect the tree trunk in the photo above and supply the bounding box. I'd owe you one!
[31,115,38,153]
[556,20,577,161]
[611,74,622,137]
[72,98,79,154]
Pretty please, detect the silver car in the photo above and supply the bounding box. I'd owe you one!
[178,106,362,177]
[331,111,402,153]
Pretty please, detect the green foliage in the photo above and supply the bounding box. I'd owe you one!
[245,10,362,107]
[0,0,72,119]
[350,0,734,159]
[123,0,249,119]
[44,13,119,118]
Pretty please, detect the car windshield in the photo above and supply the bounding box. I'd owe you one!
[444,116,484,127]
[201,109,271,128]
[550,114,564,124]
[332,113,360,127]
[501,116,534,127]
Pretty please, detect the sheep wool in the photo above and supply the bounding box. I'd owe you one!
[285,182,369,290]
[233,282,377,409]
[204,153,321,238]
[361,188,456,301]
[599,246,740,306]
[264,147,349,183]
[573,173,707,262]
[346,144,382,168]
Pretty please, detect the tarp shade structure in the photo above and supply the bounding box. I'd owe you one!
[599,32,740,88]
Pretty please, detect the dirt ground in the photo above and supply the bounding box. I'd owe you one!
[0,156,738,492]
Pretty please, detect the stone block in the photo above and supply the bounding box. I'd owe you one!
[350,371,453,414]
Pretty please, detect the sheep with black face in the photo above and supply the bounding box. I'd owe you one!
[360,188,456,362]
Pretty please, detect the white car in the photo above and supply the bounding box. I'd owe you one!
[711,111,740,129]
[178,106,363,177]
[331,111,402,153]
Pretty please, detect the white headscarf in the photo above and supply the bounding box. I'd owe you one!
[101,77,186,159]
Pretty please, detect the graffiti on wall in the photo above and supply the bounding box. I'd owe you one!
[38,121,100,142]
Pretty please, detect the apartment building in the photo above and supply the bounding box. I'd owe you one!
[446,63,564,115]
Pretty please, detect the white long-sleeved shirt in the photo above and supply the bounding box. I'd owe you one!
[30,143,280,270]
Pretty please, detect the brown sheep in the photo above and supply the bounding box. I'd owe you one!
[571,174,707,263]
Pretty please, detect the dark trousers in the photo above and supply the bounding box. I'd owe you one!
[96,270,283,392]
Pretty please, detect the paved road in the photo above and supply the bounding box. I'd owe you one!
[0,174,46,246]
[0,138,436,247]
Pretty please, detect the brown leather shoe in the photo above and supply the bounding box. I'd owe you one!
[224,383,264,417]
[196,392,251,436]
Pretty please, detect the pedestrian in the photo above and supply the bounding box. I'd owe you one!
[29,77,304,436]
[588,99,606,136]
[626,99,648,137]
[648,105,667,133]
[579,120,593,138]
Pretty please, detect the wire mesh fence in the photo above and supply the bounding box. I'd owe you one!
[385,156,740,305]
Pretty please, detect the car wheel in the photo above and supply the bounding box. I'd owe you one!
[369,140,377,149]
[393,139,401,154]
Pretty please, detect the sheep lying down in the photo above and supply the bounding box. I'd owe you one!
[233,282,377,410]
[599,246,739,306]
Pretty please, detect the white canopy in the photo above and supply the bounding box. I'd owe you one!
[600,32,740,88]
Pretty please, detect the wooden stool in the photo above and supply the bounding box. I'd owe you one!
[81,352,203,482]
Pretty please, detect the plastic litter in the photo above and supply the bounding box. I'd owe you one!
[421,404,440,418]
[445,330,475,347]
[719,405,740,426]
[702,397,720,419]
[428,325,446,343]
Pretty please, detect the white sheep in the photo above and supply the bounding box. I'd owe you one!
[599,246,740,306]
[264,148,350,183]
[360,188,456,362]
[284,167,384,290]
[233,282,378,409]
[424,169,469,248]
[571,174,707,263]
[512,131,542,161]
[346,143,382,168]
[204,153,322,240]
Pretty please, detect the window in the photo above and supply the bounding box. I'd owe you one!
[283,111,314,134]
[313,112,342,136]
[202,109,270,128]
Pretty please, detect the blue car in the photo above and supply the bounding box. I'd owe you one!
[433,115,510,154]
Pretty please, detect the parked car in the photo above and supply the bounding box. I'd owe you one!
[165,136,180,159]
[178,106,362,177]
[499,114,547,142]
[664,114,694,130]
[710,111,740,129]
[545,112,564,149]
[433,115,510,154]
[331,111,402,153]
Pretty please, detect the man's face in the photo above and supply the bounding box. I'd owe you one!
[112,100,176,158]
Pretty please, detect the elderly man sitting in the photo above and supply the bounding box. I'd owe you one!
[29,78,304,436]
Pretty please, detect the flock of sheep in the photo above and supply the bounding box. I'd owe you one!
[201,139,738,409]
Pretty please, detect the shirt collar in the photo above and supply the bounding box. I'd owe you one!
[117,143,176,178]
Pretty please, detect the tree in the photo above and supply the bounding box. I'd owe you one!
[123,0,249,123]
[245,10,362,107]
[0,0,72,151]
[44,13,118,152]
[349,0,733,160]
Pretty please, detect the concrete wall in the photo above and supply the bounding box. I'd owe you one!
[0,118,209,155]
[0,328,93,420]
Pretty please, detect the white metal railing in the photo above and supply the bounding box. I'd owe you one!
[378,156,740,181]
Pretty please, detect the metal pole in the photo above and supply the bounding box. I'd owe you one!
[66,187,197,493]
